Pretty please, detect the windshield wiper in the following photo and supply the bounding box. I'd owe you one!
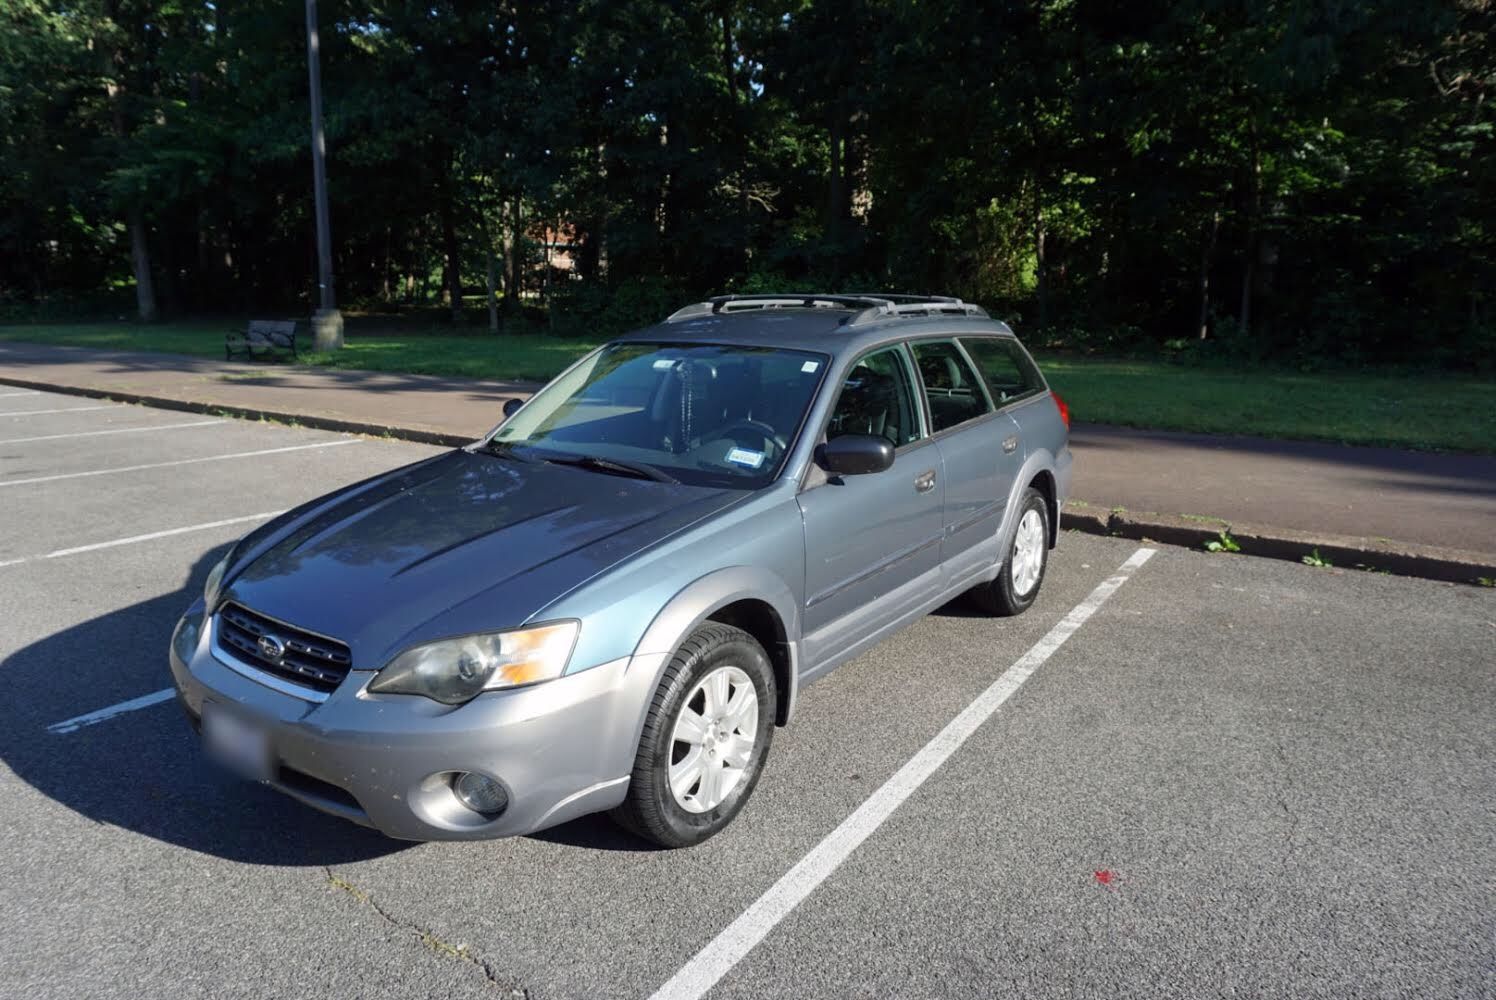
[472,439,530,462]
[538,453,678,483]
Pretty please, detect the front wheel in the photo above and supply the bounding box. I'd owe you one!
[611,623,776,848]
[970,487,1050,617]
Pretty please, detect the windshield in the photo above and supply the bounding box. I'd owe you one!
[490,342,830,488]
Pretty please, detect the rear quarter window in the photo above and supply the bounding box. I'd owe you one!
[959,337,1046,406]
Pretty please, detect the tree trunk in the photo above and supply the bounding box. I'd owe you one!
[1239,251,1255,335]
[486,248,499,334]
[1239,137,1261,335]
[721,10,750,265]
[500,199,516,316]
[499,197,517,314]
[103,1,157,323]
[437,162,462,323]
[657,120,672,273]
[827,108,846,252]
[1034,186,1048,332]
[158,212,180,317]
[1198,208,1221,339]
[542,220,553,308]
[128,210,159,322]
[509,198,523,311]
[382,225,393,302]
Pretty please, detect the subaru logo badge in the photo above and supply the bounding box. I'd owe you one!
[257,634,286,662]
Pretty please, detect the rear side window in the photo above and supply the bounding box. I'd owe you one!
[960,337,1045,406]
[910,340,992,432]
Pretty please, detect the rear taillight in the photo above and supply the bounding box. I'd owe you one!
[1052,391,1070,429]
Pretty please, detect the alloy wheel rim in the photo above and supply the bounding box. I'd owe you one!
[1010,508,1045,596]
[669,665,758,814]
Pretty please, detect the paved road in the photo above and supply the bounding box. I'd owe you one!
[1070,423,1496,553]
[1,390,1492,999]
[3,341,1494,554]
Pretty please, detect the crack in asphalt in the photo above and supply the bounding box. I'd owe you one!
[323,866,528,997]
[1272,736,1301,866]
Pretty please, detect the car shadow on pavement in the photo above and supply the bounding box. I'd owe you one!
[0,548,407,867]
[527,813,661,852]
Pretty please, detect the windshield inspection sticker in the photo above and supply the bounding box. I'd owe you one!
[726,447,766,469]
[652,358,679,370]
[801,360,820,373]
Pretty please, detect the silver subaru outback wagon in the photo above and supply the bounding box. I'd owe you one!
[168,294,1072,848]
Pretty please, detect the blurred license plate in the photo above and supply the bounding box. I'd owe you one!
[202,704,272,781]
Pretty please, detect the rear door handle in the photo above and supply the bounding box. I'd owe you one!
[1002,434,1020,454]
[914,470,937,493]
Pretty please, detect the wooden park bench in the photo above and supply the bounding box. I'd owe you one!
[226,320,299,362]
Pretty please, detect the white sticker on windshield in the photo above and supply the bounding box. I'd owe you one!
[801,360,820,373]
[652,358,678,370]
[726,447,766,469]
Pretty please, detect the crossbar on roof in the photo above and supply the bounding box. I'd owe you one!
[664,293,988,324]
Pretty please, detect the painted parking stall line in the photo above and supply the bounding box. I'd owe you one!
[0,511,282,569]
[47,689,176,735]
[0,405,114,417]
[0,438,357,487]
[0,418,227,445]
[647,546,1157,1000]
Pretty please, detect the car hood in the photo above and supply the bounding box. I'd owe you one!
[222,449,744,668]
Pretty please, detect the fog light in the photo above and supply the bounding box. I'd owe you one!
[452,772,507,816]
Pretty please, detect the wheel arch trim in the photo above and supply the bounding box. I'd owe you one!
[631,566,801,727]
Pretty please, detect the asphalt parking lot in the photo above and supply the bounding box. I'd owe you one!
[1,388,1492,1000]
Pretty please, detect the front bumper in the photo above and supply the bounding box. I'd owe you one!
[169,609,656,841]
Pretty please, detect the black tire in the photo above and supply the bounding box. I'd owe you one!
[970,487,1050,617]
[611,622,776,848]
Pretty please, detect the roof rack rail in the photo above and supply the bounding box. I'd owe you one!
[845,296,989,326]
[664,292,989,324]
[665,294,887,322]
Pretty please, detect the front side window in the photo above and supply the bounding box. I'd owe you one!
[960,337,1045,406]
[910,340,992,432]
[825,346,922,447]
[493,342,828,487]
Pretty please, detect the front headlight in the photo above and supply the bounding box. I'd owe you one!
[367,621,580,705]
[172,607,204,664]
[203,552,232,609]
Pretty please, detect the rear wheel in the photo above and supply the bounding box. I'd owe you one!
[612,623,775,848]
[970,487,1050,617]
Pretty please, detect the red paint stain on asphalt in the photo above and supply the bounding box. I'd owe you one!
[1094,869,1116,886]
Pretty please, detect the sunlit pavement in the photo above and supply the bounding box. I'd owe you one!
[1,390,1491,1000]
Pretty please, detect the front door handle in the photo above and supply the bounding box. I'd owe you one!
[1003,434,1020,454]
[914,469,937,493]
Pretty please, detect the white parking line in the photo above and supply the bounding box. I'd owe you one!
[0,405,114,417]
[0,418,227,445]
[0,510,282,568]
[46,689,176,734]
[647,546,1157,1000]
[0,390,42,398]
[0,438,357,487]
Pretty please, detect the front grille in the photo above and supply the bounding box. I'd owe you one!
[217,602,352,693]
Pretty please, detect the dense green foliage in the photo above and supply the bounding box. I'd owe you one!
[2,1,1493,369]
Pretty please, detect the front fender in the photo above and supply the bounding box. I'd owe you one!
[624,566,802,747]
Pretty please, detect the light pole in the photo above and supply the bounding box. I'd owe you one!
[305,0,343,350]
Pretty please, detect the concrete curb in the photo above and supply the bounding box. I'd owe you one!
[0,374,476,449]
[1062,501,1496,586]
[6,372,1492,587]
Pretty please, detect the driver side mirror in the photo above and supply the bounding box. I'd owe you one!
[502,397,524,419]
[818,434,895,476]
